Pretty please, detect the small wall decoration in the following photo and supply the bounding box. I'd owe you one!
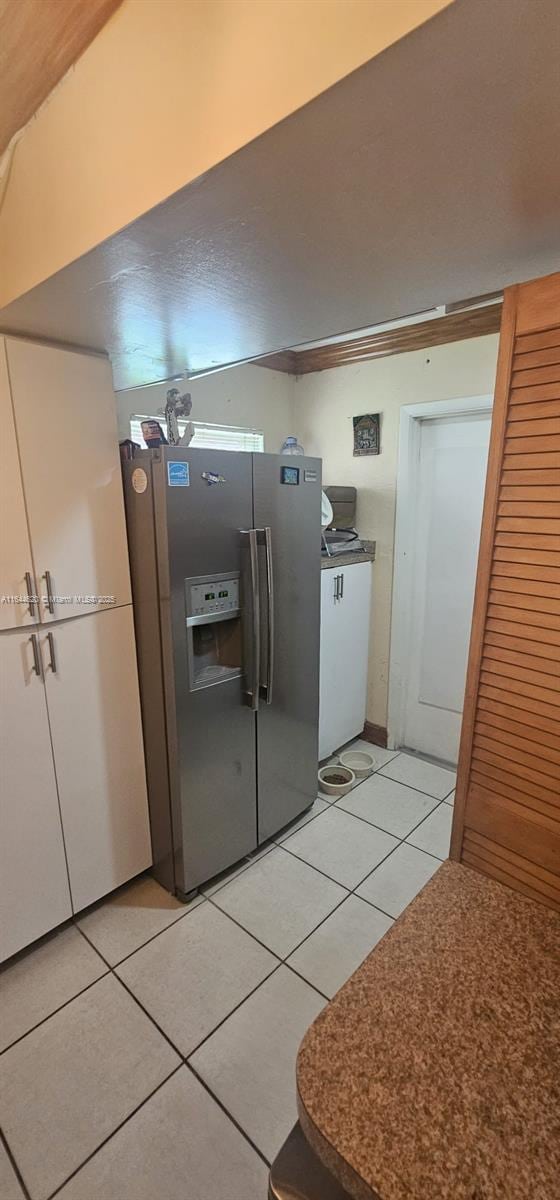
[353,413,380,456]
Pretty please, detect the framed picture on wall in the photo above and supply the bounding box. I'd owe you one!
[353,413,380,455]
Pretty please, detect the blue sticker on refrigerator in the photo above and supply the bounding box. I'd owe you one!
[167,461,190,487]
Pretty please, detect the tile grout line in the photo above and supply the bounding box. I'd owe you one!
[202,889,339,1002]
[279,808,447,934]
[209,800,448,966]
[201,845,276,900]
[45,1064,184,1200]
[60,924,279,1185]
[277,835,402,896]
[1,890,206,1058]
[186,1060,272,1170]
[185,959,285,1059]
[76,904,331,1171]
[376,765,456,802]
[210,841,395,969]
[0,968,111,1058]
[405,804,452,860]
[75,923,189,1060]
[3,746,453,1195]
[78,917,287,1177]
[81,897,205,971]
[0,1127,32,1200]
[73,867,204,959]
[281,961,331,1003]
[2,798,446,1061]
[332,795,439,838]
[200,759,442,908]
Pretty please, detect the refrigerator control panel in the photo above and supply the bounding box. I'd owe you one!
[186,575,240,621]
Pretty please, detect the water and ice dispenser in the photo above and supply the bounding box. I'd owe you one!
[185,572,242,690]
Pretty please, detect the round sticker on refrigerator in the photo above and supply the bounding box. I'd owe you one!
[132,467,148,494]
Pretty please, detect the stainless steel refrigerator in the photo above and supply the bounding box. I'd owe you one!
[123,447,321,898]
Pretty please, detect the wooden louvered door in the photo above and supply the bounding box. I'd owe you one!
[451,271,560,911]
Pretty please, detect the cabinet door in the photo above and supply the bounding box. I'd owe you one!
[452,271,560,909]
[0,632,72,961]
[0,338,38,630]
[42,606,151,912]
[6,339,131,623]
[319,564,372,758]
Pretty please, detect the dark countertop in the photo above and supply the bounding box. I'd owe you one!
[297,860,560,1200]
[321,541,375,570]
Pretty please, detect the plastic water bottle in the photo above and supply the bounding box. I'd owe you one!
[280,436,305,455]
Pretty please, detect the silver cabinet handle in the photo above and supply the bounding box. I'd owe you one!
[46,632,57,673]
[29,634,42,677]
[42,570,55,614]
[340,572,344,599]
[25,572,38,619]
[333,574,338,602]
[258,527,274,705]
[240,529,260,711]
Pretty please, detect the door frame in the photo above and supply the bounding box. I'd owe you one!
[387,394,493,752]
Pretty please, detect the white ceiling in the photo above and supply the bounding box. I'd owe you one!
[0,0,559,390]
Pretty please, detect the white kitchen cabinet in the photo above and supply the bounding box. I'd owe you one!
[319,561,372,759]
[0,632,72,960]
[41,606,151,912]
[5,338,131,623]
[0,340,38,630]
[0,335,150,960]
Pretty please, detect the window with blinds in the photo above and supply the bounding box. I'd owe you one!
[129,415,264,453]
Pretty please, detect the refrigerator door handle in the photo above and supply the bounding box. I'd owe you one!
[240,529,261,710]
[259,526,274,705]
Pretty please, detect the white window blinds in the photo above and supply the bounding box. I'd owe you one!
[130,416,264,453]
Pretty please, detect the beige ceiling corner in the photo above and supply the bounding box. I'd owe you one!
[0,0,451,308]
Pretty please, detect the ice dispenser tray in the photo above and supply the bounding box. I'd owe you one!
[185,572,242,690]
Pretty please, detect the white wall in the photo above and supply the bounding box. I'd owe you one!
[294,334,500,730]
[115,363,295,451]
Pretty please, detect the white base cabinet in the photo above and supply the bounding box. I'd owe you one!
[41,607,152,913]
[0,633,72,961]
[319,562,372,760]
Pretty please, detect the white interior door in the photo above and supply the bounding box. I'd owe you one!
[0,338,38,630]
[42,606,151,912]
[402,411,490,764]
[6,338,131,623]
[0,632,72,961]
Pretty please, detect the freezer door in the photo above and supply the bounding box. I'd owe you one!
[153,448,257,894]
[252,454,321,841]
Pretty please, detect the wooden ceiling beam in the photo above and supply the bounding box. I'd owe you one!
[252,349,300,374]
[253,302,503,375]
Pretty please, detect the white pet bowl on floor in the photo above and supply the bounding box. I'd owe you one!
[318,764,356,796]
[338,749,376,777]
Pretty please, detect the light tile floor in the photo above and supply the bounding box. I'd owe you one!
[0,742,455,1200]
